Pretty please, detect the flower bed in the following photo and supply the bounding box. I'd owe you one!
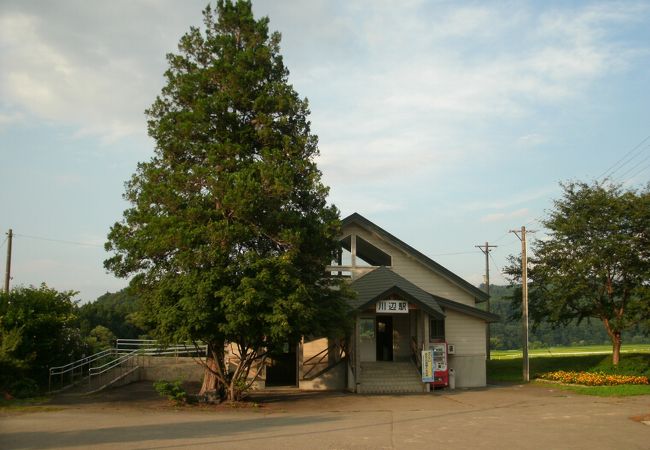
[538,370,649,386]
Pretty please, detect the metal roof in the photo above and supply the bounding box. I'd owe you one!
[349,266,499,323]
[349,266,445,317]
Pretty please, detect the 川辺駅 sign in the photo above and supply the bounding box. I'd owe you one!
[376,300,408,313]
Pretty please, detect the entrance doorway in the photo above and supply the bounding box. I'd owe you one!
[265,343,297,386]
[376,316,393,361]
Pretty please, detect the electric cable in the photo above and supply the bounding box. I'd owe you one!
[14,233,103,248]
[597,135,650,181]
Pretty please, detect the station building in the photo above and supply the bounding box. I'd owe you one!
[262,213,500,393]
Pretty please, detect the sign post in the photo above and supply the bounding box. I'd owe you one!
[421,349,434,383]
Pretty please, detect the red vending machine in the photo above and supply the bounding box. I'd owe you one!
[430,342,449,388]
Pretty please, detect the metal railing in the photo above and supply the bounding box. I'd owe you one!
[88,348,139,390]
[49,339,208,393]
[303,342,346,380]
[410,337,422,373]
[49,349,117,392]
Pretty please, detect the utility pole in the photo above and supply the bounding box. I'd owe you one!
[510,226,535,382]
[4,229,13,294]
[475,242,497,359]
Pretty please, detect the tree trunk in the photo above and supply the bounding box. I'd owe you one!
[199,352,222,402]
[602,318,622,366]
[611,331,622,366]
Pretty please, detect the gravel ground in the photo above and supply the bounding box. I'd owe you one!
[1,381,649,449]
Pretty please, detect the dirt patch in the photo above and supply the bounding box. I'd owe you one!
[629,413,650,423]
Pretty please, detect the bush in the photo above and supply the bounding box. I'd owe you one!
[9,378,40,398]
[594,354,650,378]
[153,380,187,404]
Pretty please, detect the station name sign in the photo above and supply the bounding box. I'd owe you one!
[376,300,408,313]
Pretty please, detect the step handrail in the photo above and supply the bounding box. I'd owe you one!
[49,339,208,392]
[49,348,115,375]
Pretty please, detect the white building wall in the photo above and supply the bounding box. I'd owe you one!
[344,224,477,306]
[444,309,487,387]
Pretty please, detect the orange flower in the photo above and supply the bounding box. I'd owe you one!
[537,370,649,386]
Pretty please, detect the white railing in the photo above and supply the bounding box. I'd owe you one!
[49,339,208,392]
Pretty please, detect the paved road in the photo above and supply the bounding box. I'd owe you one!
[1,382,649,449]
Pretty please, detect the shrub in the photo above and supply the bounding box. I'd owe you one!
[153,380,187,404]
[9,378,40,398]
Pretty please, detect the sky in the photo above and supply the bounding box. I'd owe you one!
[1,0,649,303]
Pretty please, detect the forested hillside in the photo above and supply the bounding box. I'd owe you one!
[487,285,650,350]
[78,289,146,340]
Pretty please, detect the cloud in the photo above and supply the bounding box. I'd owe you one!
[0,0,646,163]
[480,208,530,223]
[462,185,559,213]
[0,110,24,130]
[517,133,547,148]
[0,1,203,142]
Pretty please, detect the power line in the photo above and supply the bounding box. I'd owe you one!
[597,135,650,181]
[488,252,508,283]
[618,153,650,182]
[622,160,650,185]
[14,233,103,248]
[608,144,650,181]
[431,250,481,257]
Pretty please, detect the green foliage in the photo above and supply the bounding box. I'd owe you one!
[487,285,650,350]
[504,181,650,362]
[104,1,351,401]
[7,378,40,399]
[153,380,187,404]
[0,285,85,389]
[552,383,650,397]
[84,325,117,354]
[487,352,650,383]
[593,354,650,378]
[78,289,145,339]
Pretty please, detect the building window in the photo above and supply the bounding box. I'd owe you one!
[430,318,445,341]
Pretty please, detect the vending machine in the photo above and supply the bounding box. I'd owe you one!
[430,342,449,388]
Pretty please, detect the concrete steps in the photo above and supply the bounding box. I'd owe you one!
[358,361,425,394]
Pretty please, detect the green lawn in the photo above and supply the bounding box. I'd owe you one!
[491,343,650,360]
[538,382,650,397]
[487,346,650,396]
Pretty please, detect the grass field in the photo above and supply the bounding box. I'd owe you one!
[487,344,650,396]
[491,343,650,360]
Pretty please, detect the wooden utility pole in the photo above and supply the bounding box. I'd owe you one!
[511,226,534,382]
[4,229,13,294]
[475,242,497,359]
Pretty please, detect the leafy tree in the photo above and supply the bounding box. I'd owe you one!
[85,325,117,354]
[505,181,650,364]
[105,0,350,401]
[78,289,145,339]
[0,284,84,389]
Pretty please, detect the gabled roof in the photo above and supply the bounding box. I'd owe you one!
[342,213,489,303]
[349,267,499,323]
[349,267,445,318]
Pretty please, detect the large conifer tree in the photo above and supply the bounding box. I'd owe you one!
[105,0,349,401]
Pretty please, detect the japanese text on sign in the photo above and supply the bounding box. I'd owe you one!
[376,300,408,313]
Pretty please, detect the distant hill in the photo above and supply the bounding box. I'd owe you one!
[78,288,146,339]
[483,284,650,350]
